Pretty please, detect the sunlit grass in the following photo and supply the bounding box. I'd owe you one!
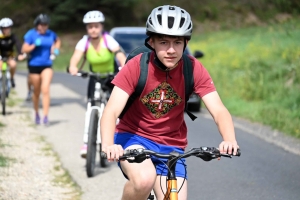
[190,20,300,138]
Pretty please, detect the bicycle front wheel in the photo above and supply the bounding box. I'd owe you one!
[1,72,6,115]
[86,109,99,177]
[98,102,108,168]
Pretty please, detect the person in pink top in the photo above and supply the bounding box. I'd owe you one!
[100,5,239,200]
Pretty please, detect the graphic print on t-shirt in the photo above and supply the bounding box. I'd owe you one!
[141,81,182,119]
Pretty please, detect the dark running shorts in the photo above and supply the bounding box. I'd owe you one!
[28,66,52,74]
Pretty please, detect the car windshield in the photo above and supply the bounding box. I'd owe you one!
[113,33,147,54]
[113,31,191,55]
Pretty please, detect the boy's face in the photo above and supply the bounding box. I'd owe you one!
[149,35,185,68]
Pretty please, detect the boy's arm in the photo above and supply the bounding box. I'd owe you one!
[100,86,129,161]
[201,91,239,155]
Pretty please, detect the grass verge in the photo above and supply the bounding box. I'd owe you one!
[38,136,82,199]
[190,19,300,138]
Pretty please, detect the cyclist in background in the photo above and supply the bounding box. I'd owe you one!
[0,18,26,87]
[68,10,126,158]
[21,14,61,125]
[100,5,239,200]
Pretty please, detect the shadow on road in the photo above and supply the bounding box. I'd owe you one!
[81,161,117,178]
[22,97,85,108]
[50,97,85,107]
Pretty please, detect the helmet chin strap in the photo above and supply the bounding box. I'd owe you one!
[144,37,187,72]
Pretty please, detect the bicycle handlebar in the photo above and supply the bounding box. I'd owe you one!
[0,53,27,62]
[76,71,114,78]
[101,147,241,163]
[66,67,115,78]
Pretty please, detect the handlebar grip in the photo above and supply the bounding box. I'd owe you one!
[235,149,241,156]
[100,150,133,160]
[100,149,133,159]
[100,152,107,159]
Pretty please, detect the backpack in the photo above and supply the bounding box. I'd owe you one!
[119,45,197,121]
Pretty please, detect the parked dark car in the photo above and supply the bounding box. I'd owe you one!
[110,27,203,112]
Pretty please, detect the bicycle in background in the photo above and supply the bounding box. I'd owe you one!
[68,69,114,177]
[0,57,10,115]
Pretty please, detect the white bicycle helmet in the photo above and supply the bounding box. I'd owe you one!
[146,5,193,39]
[83,11,105,24]
[0,18,13,28]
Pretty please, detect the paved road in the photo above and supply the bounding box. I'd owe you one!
[15,72,300,200]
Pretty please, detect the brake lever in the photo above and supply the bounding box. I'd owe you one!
[78,71,88,78]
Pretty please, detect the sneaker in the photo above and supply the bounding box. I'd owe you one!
[11,78,15,88]
[35,113,40,125]
[26,91,32,102]
[80,144,88,158]
[43,116,49,126]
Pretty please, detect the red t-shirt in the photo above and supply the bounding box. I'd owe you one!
[112,52,216,149]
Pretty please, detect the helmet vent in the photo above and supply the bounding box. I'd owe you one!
[168,17,174,29]
[188,23,192,29]
[158,7,162,11]
[157,15,162,25]
[149,17,153,25]
[179,18,185,28]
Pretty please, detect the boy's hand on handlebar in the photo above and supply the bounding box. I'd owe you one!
[69,66,78,75]
[102,144,124,162]
[219,140,239,156]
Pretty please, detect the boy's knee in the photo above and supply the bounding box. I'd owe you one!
[130,171,156,193]
[122,160,157,194]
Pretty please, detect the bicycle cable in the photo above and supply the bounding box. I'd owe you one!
[156,152,188,198]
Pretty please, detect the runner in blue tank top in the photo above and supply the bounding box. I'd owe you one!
[22,14,61,125]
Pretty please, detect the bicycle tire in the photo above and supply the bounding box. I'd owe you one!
[98,101,108,168]
[1,71,6,115]
[86,109,99,177]
[99,143,108,167]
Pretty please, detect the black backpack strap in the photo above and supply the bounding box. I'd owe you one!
[119,52,150,118]
[182,54,197,121]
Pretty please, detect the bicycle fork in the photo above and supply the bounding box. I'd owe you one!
[83,102,105,144]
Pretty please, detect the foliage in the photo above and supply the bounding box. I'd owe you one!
[1,0,300,36]
[189,19,300,137]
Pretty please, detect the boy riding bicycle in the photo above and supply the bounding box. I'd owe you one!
[101,5,239,200]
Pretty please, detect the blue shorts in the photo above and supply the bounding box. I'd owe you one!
[114,133,187,179]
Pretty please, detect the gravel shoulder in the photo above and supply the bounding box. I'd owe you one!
[0,93,81,200]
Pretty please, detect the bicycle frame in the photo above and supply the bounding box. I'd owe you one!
[163,153,180,200]
[0,59,11,115]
